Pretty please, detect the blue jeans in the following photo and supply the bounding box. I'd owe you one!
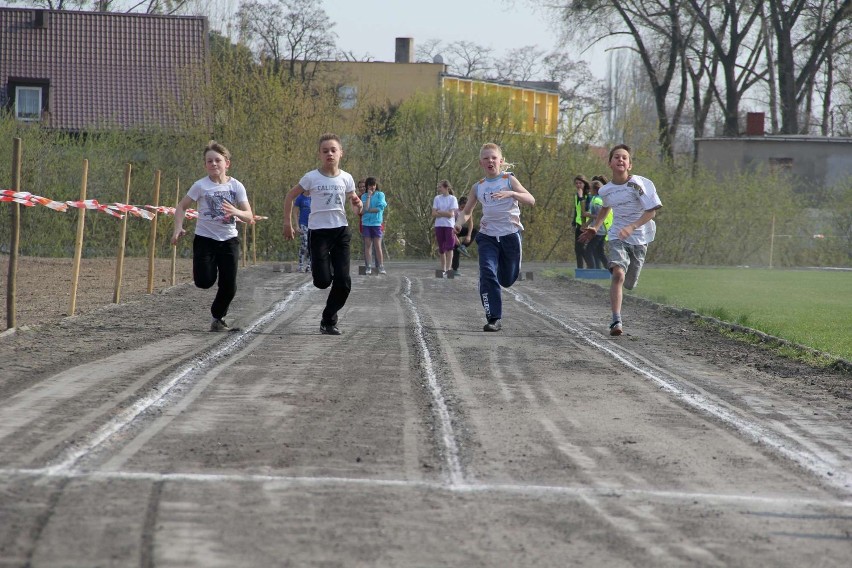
[476,231,522,320]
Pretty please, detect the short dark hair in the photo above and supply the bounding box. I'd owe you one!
[318,132,342,149]
[608,144,631,162]
[365,176,378,188]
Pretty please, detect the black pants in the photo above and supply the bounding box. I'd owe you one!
[193,235,240,320]
[590,234,609,269]
[309,226,352,326]
[574,226,595,268]
[452,226,478,271]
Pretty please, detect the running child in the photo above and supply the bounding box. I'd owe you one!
[580,144,663,336]
[283,133,363,335]
[455,143,535,331]
[172,140,254,332]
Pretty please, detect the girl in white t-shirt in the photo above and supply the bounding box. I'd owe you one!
[432,180,459,277]
[171,140,255,332]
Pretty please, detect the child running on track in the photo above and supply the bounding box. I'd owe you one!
[579,144,663,336]
[172,140,255,332]
[455,143,535,331]
[283,133,363,335]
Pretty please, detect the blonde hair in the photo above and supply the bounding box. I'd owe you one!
[480,142,514,172]
[204,140,231,160]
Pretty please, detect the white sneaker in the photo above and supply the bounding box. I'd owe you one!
[378,266,386,274]
[609,320,623,336]
[365,267,372,275]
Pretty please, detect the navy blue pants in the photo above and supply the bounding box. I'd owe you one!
[475,231,521,321]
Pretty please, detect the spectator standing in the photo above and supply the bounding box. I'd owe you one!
[432,180,459,277]
[573,175,594,268]
[361,176,387,274]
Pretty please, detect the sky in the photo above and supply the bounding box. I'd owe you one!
[319,0,609,77]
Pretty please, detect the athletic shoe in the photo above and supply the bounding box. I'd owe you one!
[483,318,502,332]
[210,318,230,332]
[320,322,342,335]
[441,271,448,278]
[458,244,470,257]
[609,320,623,336]
[378,266,387,274]
[624,262,640,290]
[364,266,372,275]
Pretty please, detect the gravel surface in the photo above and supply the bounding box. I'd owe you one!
[1,258,850,566]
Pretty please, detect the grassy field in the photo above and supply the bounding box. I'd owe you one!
[553,266,852,362]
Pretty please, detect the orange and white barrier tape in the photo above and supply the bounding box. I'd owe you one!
[3,188,262,224]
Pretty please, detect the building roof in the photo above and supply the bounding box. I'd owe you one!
[0,8,209,131]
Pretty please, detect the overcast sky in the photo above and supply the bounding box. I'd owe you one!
[320,0,609,77]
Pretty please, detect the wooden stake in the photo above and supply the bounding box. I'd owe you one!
[768,213,776,269]
[5,138,22,329]
[170,177,180,286]
[147,170,161,294]
[69,159,89,316]
[241,222,248,268]
[251,199,257,265]
[113,163,132,303]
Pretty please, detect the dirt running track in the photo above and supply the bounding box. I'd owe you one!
[0,260,850,567]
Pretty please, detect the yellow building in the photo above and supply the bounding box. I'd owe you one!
[326,38,560,149]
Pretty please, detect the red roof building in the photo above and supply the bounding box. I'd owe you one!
[0,8,209,131]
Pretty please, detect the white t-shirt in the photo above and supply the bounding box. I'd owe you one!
[600,174,662,245]
[476,174,523,237]
[433,194,459,228]
[187,176,248,241]
[298,169,356,230]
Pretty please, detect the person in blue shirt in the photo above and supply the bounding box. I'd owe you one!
[294,191,312,272]
[360,176,388,274]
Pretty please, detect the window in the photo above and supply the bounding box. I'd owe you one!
[15,86,42,121]
[7,78,49,122]
[338,85,357,110]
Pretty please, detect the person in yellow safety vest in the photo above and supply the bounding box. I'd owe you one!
[573,175,594,268]
[587,177,614,269]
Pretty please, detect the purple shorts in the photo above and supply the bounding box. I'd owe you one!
[435,226,456,253]
[361,225,383,239]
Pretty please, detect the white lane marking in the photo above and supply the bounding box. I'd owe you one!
[41,282,315,476]
[507,289,852,494]
[3,467,850,509]
[402,277,464,486]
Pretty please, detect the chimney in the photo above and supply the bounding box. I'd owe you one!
[395,37,414,63]
[746,112,765,136]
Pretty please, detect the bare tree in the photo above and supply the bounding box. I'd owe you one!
[547,0,692,160]
[762,0,852,134]
[415,39,445,63]
[236,0,336,82]
[495,46,546,82]
[2,0,191,13]
[444,41,494,78]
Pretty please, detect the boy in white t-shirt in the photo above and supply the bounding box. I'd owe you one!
[283,133,363,335]
[580,144,663,336]
[172,140,255,332]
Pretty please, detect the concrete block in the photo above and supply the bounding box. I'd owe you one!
[575,268,610,279]
[358,265,367,275]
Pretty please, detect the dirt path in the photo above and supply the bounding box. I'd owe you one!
[0,260,850,566]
